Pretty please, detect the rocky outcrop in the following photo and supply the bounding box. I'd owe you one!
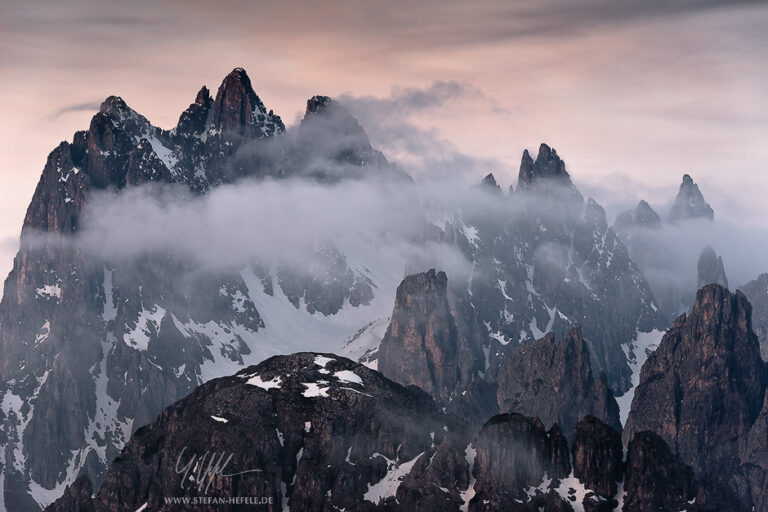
[624,284,768,510]
[697,245,728,289]
[469,413,571,511]
[669,174,714,222]
[276,244,374,316]
[571,416,623,501]
[394,425,475,512]
[740,273,768,360]
[623,430,741,512]
[496,327,621,439]
[47,353,461,512]
[378,269,485,404]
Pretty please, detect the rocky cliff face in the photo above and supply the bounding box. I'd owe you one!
[571,415,623,501]
[496,327,621,439]
[741,273,768,360]
[468,413,571,511]
[622,430,741,512]
[377,269,485,404]
[624,284,768,510]
[697,245,728,289]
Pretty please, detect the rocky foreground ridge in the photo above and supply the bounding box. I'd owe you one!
[47,353,737,512]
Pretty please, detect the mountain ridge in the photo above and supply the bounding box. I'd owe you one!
[1,68,667,510]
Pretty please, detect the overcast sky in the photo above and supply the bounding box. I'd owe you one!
[0,0,766,282]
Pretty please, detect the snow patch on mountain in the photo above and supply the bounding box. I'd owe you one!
[617,329,664,424]
[459,443,477,511]
[554,472,592,512]
[246,374,282,390]
[364,451,423,504]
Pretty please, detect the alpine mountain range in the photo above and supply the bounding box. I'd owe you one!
[0,68,766,511]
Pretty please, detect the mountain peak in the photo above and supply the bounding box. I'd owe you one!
[194,85,211,105]
[211,67,283,137]
[669,173,714,222]
[614,199,662,232]
[480,172,502,194]
[219,67,251,91]
[98,95,133,117]
[295,94,403,180]
[306,95,334,116]
[517,142,573,191]
[378,269,460,402]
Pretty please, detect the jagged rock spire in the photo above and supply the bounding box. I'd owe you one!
[697,245,728,289]
[211,67,284,137]
[377,269,460,402]
[669,173,714,222]
[175,86,213,137]
[517,143,573,190]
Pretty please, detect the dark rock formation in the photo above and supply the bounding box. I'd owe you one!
[623,430,741,512]
[47,353,460,512]
[517,143,573,191]
[496,327,621,439]
[469,413,571,511]
[571,416,622,500]
[669,173,714,222]
[740,273,768,360]
[624,284,768,510]
[394,425,474,512]
[276,244,374,316]
[697,245,728,289]
[378,269,485,404]
[44,475,94,512]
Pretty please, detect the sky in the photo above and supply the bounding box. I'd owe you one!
[0,0,766,283]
